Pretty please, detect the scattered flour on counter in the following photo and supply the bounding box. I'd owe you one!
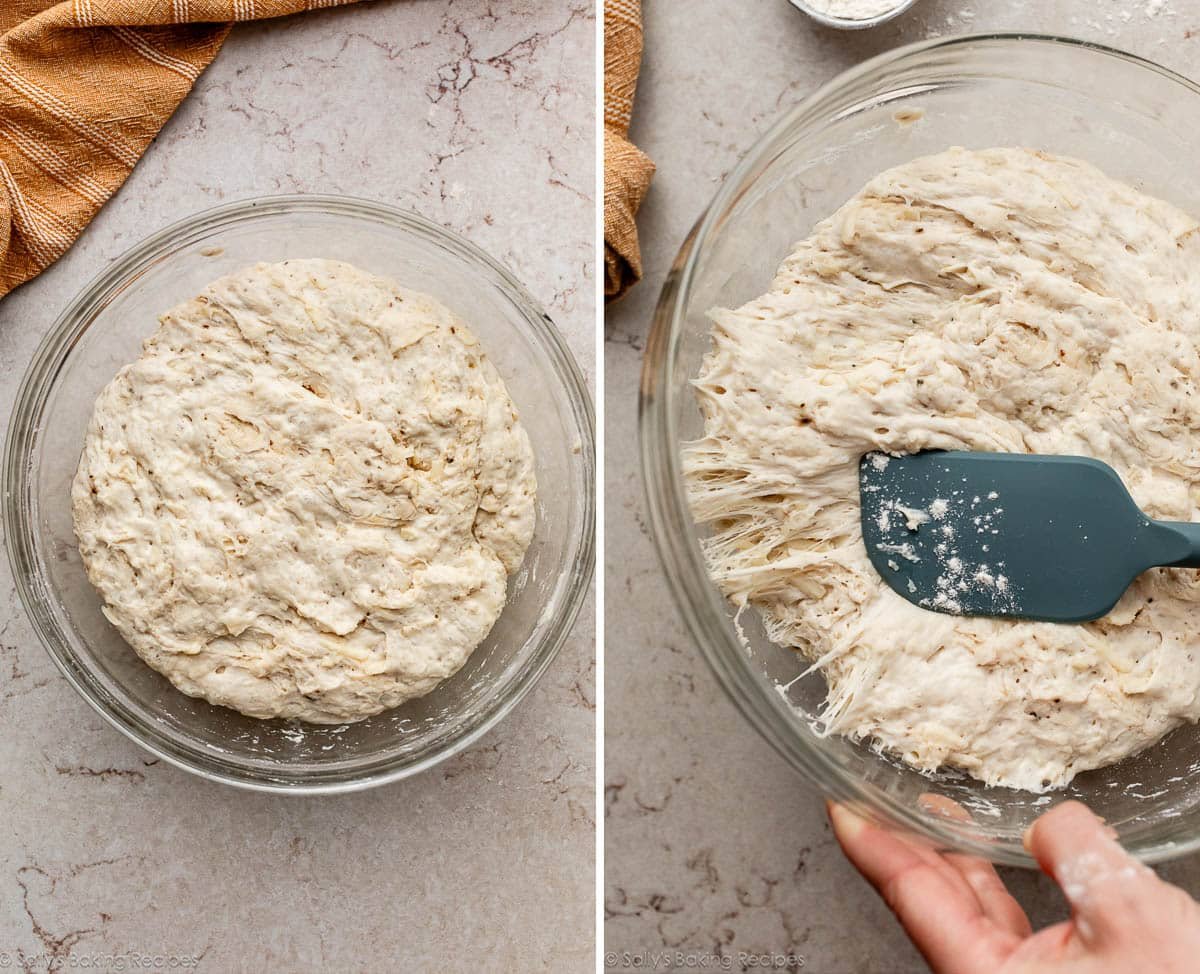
[1077,1,1170,38]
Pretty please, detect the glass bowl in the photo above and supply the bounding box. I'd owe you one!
[5,195,594,794]
[641,35,1200,866]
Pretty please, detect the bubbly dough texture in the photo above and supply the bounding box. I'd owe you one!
[686,147,1200,791]
[73,259,535,723]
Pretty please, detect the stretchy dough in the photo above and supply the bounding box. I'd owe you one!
[686,147,1200,791]
[73,259,535,723]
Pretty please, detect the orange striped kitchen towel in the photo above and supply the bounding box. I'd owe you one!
[0,0,360,298]
[603,0,653,303]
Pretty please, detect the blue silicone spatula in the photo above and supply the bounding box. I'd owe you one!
[859,451,1200,623]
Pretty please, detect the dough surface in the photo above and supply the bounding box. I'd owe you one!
[73,259,535,723]
[686,147,1200,791]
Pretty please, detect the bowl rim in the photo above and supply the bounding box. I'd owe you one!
[787,0,920,32]
[639,32,1200,866]
[4,193,596,795]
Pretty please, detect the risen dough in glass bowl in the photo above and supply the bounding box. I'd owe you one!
[6,197,594,793]
[641,35,1200,865]
[73,258,538,725]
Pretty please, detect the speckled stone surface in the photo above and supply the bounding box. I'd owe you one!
[0,2,594,971]
[605,1,1200,971]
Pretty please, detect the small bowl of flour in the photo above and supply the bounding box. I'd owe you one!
[789,0,920,29]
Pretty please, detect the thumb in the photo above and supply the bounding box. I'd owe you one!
[1024,801,1158,946]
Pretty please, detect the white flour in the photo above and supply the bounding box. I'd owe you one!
[803,0,903,20]
[923,500,1014,617]
[869,478,1014,617]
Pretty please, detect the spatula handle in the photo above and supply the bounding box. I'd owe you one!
[1156,520,1200,569]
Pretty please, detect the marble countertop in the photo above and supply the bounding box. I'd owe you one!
[0,2,594,971]
[605,1,1200,970]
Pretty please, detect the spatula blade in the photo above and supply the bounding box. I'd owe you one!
[859,451,1165,623]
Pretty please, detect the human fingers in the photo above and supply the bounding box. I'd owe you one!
[1024,800,1159,945]
[942,852,1032,938]
[918,794,1033,939]
[830,802,1018,974]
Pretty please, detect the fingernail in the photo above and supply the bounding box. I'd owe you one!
[829,802,866,839]
[1022,820,1037,854]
